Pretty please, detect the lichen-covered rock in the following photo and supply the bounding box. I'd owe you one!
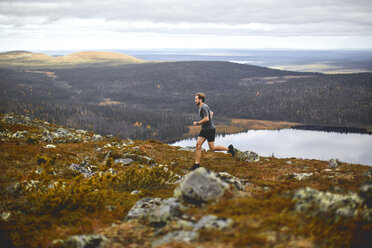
[293,187,364,220]
[178,146,196,152]
[237,150,260,162]
[59,234,109,248]
[1,113,31,125]
[328,159,340,169]
[6,182,22,196]
[152,231,198,247]
[92,134,103,141]
[217,172,245,191]
[106,168,117,175]
[125,197,163,221]
[148,198,182,224]
[69,160,95,178]
[114,158,133,166]
[174,167,230,204]
[291,172,313,180]
[1,212,11,221]
[193,215,233,231]
[125,197,182,225]
[364,168,372,178]
[12,130,28,139]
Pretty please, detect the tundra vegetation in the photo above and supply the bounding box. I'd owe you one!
[0,113,371,248]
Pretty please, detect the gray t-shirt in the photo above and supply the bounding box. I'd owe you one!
[199,104,215,129]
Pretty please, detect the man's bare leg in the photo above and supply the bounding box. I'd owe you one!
[209,142,236,156]
[195,136,206,164]
[208,142,229,152]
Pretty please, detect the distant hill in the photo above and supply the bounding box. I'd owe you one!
[0,55,371,141]
[0,51,146,68]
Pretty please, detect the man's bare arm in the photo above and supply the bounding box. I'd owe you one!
[193,116,209,125]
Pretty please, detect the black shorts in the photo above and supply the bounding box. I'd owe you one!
[198,128,216,142]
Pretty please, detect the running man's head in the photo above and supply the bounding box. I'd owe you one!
[195,92,205,106]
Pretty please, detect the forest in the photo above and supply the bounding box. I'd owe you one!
[1,61,371,141]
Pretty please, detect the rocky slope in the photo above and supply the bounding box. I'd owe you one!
[0,113,371,248]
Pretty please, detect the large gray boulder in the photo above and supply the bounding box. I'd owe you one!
[174,167,230,204]
[293,187,365,220]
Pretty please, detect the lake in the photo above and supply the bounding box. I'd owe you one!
[171,129,372,166]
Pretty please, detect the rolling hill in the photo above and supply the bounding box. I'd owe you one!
[0,51,371,142]
[0,51,146,68]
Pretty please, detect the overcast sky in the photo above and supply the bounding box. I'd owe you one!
[1,0,372,51]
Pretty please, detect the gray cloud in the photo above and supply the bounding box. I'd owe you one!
[0,0,371,50]
[1,1,371,27]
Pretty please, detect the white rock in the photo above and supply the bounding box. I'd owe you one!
[44,144,56,148]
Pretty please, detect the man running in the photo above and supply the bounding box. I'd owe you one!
[191,92,235,170]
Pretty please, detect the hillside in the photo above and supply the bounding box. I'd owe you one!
[0,51,146,68]
[0,55,371,142]
[0,113,371,248]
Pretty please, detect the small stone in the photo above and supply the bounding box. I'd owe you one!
[292,172,313,180]
[364,168,372,178]
[152,231,198,247]
[179,146,196,152]
[105,205,116,211]
[328,159,340,169]
[217,172,245,191]
[193,215,233,231]
[2,212,11,221]
[69,161,95,178]
[62,234,109,248]
[44,144,56,148]
[114,158,134,166]
[12,131,28,139]
[131,190,141,195]
[92,134,103,141]
[286,161,292,165]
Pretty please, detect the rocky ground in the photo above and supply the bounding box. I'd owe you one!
[0,113,371,248]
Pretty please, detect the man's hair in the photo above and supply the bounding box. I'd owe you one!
[195,92,206,102]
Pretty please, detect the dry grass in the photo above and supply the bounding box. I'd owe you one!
[1,114,370,248]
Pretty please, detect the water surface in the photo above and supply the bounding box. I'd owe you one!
[171,129,372,166]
